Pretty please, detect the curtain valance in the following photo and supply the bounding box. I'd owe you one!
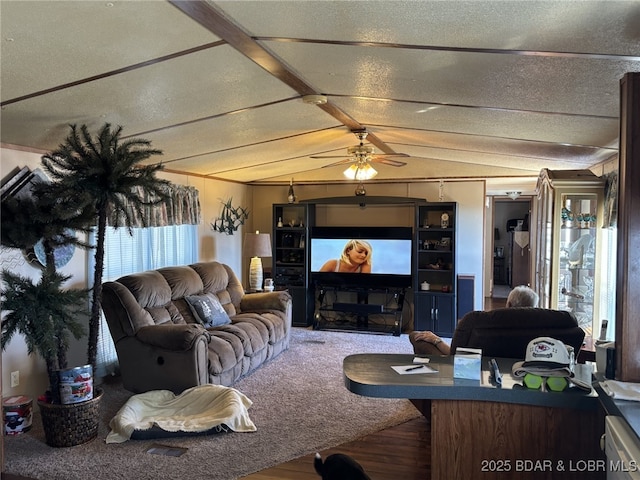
[108,184,201,227]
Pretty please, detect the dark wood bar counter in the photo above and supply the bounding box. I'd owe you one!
[344,354,605,480]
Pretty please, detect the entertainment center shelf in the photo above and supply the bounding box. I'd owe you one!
[414,202,458,336]
[272,203,315,327]
[272,197,458,336]
[313,285,405,336]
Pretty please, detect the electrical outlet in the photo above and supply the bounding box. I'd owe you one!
[11,370,19,387]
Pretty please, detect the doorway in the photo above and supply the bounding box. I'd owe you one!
[491,198,533,300]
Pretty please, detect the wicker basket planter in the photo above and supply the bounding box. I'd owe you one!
[37,388,103,448]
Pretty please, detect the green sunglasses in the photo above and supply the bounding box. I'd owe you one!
[523,373,568,392]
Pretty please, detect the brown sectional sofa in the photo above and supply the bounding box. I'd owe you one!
[101,261,292,394]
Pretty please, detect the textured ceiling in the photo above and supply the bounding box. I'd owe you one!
[1,0,638,195]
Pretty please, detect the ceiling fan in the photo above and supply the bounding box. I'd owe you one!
[311,129,408,181]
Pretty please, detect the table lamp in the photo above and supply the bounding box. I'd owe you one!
[244,231,272,291]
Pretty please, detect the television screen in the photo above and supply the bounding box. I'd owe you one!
[310,227,413,289]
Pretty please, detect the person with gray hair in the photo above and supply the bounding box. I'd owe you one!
[505,285,539,308]
[410,285,539,355]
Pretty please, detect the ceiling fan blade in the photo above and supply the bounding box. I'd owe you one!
[313,152,408,161]
[321,159,352,168]
[371,157,407,167]
[373,152,409,158]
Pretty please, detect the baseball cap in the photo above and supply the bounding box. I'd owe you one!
[512,337,572,377]
[512,337,591,391]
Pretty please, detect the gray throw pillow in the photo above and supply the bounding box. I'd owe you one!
[185,294,231,327]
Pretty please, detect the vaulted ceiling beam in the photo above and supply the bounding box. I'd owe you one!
[168,0,400,154]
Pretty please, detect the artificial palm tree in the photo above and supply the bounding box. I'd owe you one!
[1,192,91,402]
[38,123,170,369]
[1,269,87,401]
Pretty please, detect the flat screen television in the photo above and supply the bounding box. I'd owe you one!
[310,226,413,289]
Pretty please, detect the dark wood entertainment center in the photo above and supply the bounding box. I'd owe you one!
[272,196,460,336]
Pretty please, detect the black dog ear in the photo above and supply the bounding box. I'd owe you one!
[314,453,372,480]
[313,453,325,477]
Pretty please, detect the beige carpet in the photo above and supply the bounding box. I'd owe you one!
[4,328,421,480]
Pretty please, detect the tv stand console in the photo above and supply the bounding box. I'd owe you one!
[312,284,405,336]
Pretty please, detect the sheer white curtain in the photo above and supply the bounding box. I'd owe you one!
[90,224,199,377]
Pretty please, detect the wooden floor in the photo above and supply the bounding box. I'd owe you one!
[241,416,430,480]
[485,294,507,310]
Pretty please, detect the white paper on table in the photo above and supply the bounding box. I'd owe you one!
[412,357,431,364]
[391,365,439,375]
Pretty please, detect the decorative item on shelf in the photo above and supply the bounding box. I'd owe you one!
[426,258,446,270]
[420,281,431,291]
[440,212,449,228]
[277,217,283,227]
[561,207,569,227]
[561,207,575,228]
[281,233,294,248]
[244,231,272,291]
[211,197,250,235]
[288,251,302,263]
[287,178,296,204]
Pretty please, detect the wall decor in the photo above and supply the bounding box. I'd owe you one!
[211,197,249,235]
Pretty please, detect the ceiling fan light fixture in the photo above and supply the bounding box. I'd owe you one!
[343,162,378,181]
[302,94,327,105]
[506,191,522,200]
[347,144,374,156]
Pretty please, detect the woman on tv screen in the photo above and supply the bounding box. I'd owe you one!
[319,239,373,273]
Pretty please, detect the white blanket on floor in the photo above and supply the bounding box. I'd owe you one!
[106,384,257,443]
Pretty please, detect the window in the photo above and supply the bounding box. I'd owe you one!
[98,225,198,280]
[91,224,199,377]
[598,228,617,340]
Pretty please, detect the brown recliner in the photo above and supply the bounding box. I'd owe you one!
[412,308,585,359]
